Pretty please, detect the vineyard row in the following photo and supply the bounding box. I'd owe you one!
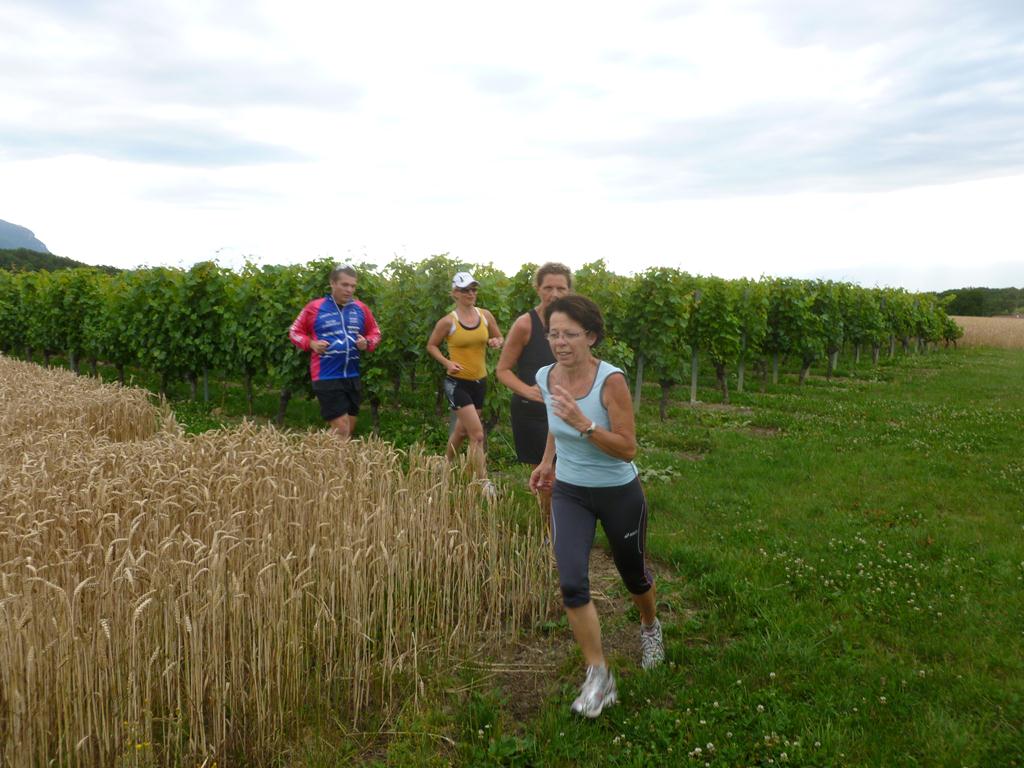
[0,256,962,414]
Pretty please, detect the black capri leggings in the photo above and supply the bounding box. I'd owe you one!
[551,477,653,609]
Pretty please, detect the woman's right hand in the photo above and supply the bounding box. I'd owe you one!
[523,384,544,403]
[446,360,463,375]
[529,463,555,493]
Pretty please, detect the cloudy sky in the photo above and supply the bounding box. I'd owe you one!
[1,0,1022,291]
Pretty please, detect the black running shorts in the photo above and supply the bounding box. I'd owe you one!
[444,376,486,411]
[312,378,362,420]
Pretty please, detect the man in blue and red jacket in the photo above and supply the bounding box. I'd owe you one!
[289,264,382,439]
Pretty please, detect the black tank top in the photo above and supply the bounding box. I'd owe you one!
[515,309,555,387]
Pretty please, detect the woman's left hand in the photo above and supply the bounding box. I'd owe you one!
[551,385,588,432]
[488,336,503,349]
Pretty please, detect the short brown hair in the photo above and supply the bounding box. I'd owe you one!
[329,263,357,281]
[534,262,573,289]
[544,294,604,346]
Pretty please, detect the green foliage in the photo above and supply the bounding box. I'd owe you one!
[20,270,63,354]
[0,270,24,353]
[180,261,231,378]
[573,260,630,339]
[685,276,742,368]
[506,262,540,320]
[880,288,916,344]
[574,260,633,375]
[374,258,424,396]
[765,278,825,367]
[223,261,312,394]
[735,278,769,363]
[52,269,105,365]
[472,262,514,331]
[1,259,962,403]
[375,254,463,398]
[937,285,1024,316]
[84,272,135,369]
[942,315,964,344]
[625,267,693,384]
[810,280,846,355]
[0,247,119,274]
[844,287,887,350]
[118,267,191,386]
[912,293,945,345]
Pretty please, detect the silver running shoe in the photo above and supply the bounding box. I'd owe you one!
[571,665,617,718]
[640,619,665,669]
[474,478,498,501]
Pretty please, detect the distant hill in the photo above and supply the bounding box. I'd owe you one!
[937,287,1024,317]
[0,248,119,274]
[0,219,50,252]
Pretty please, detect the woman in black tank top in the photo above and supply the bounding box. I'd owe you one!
[497,263,573,523]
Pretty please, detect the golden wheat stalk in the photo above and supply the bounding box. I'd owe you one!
[0,355,555,766]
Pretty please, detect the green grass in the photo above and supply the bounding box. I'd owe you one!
[22,348,1024,766]
[367,349,1023,767]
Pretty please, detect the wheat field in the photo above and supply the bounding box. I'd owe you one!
[0,355,553,766]
[950,315,1024,349]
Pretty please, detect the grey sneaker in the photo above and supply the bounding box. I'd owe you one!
[475,478,497,501]
[640,619,665,669]
[571,665,617,718]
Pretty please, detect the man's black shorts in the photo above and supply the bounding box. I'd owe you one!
[444,376,486,411]
[313,378,361,420]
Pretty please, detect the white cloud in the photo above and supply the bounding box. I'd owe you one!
[1,0,1022,290]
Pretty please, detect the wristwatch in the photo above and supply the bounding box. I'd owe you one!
[581,421,596,438]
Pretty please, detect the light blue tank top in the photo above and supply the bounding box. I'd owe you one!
[536,360,639,488]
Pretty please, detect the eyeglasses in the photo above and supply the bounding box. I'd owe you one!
[545,330,586,341]
[455,287,478,293]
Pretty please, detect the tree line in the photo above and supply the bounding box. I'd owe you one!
[0,247,120,274]
[0,256,963,425]
[937,286,1024,317]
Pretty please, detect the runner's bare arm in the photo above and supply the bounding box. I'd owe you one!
[529,432,557,492]
[482,309,504,348]
[496,314,541,400]
[426,316,461,374]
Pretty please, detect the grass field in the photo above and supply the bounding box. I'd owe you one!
[951,315,1024,349]
[315,349,1022,768]
[4,348,1022,766]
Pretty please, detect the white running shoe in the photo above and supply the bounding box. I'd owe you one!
[640,618,665,670]
[472,478,497,501]
[571,665,617,718]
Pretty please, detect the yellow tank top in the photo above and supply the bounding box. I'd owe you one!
[447,309,489,381]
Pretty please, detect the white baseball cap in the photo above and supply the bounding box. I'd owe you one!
[452,271,479,289]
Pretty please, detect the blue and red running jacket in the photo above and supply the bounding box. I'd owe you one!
[289,296,382,381]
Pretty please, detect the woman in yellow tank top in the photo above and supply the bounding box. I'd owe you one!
[426,272,504,486]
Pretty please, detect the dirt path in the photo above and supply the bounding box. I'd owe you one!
[470,548,688,723]
[287,548,690,764]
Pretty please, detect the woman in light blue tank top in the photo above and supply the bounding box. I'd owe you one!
[530,295,665,719]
